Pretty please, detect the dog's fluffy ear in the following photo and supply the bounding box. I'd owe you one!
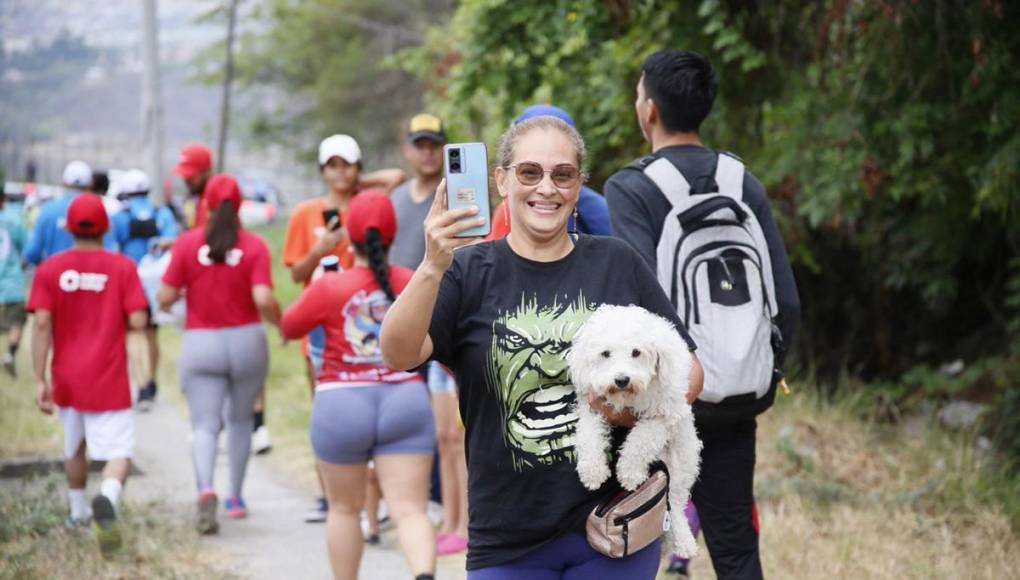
[648,314,693,399]
[567,319,592,396]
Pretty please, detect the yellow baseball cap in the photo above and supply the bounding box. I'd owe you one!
[407,113,446,144]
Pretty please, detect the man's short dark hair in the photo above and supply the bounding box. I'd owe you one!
[641,49,717,133]
[91,171,110,194]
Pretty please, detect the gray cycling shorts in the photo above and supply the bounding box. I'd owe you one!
[310,381,436,465]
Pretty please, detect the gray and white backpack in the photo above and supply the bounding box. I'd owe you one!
[643,153,780,410]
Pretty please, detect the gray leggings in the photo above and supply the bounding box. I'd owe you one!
[180,323,268,498]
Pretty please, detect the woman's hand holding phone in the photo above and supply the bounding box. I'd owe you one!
[421,178,487,275]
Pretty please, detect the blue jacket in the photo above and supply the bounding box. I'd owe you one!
[23,192,116,265]
[568,185,612,235]
[112,196,180,263]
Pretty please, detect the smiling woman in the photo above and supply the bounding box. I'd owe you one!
[380,116,702,580]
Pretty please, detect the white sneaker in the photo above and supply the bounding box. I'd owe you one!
[427,500,444,527]
[252,426,272,455]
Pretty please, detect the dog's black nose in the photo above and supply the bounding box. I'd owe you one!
[614,376,630,389]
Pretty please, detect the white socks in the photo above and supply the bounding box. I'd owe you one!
[68,488,89,520]
[100,478,123,505]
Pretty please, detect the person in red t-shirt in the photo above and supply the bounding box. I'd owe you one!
[157,174,281,535]
[28,194,150,552]
[281,191,436,580]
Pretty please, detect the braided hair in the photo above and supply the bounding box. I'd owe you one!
[353,228,395,302]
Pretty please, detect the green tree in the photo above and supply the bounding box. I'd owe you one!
[399,0,1019,388]
[209,0,454,166]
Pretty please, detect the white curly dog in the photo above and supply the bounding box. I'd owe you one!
[567,304,702,557]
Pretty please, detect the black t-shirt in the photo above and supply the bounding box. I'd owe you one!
[429,235,695,570]
[604,144,800,357]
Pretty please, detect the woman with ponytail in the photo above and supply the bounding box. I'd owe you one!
[281,191,436,580]
[157,174,281,534]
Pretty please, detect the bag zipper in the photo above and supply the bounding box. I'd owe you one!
[677,240,764,325]
[612,485,668,526]
[676,196,748,229]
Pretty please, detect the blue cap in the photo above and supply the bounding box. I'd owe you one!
[515,104,575,128]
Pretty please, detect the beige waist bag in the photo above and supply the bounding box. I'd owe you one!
[586,466,670,558]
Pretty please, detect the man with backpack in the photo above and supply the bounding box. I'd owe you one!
[111,169,179,410]
[605,49,800,579]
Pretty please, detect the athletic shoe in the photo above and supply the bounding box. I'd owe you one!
[2,352,15,377]
[252,425,272,455]
[224,496,248,519]
[196,489,219,534]
[64,515,91,531]
[304,496,328,523]
[91,495,122,555]
[436,532,467,556]
[364,532,380,545]
[666,554,690,577]
[426,500,443,527]
[136,380,157,412]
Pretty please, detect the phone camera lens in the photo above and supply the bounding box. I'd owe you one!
[450,149,461,158]
[450,162,462,172]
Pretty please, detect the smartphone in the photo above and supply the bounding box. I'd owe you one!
[444,142,491,238]
[322,208,341,231]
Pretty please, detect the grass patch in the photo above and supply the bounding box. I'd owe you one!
[0,475,235,580]
[743,388,1020,579]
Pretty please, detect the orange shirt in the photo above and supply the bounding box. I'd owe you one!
[282,198,354,283]
[486,199,511,240]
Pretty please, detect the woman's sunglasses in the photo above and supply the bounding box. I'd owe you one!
[507,162,584,188]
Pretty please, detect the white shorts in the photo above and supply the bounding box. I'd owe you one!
[59,407,135,461]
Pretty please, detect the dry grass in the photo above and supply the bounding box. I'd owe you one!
[0,475,236,580]
[702,391,1020,580]
[0,332,61,458]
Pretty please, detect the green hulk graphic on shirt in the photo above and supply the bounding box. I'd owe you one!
[486,293,597,471]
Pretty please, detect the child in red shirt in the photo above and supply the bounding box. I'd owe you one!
[28,193,150,553]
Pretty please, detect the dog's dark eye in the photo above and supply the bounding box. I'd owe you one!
[631,349,641,358]
[600,350,611,359]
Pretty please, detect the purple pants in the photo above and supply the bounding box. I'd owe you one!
[467,533,661,580]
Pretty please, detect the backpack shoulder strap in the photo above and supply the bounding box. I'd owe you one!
[715,152,746,201]
[625,154,657,171]
[642,157,691,208]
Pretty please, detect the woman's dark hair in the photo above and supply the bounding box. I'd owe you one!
[353,228,395,302]
[205,201,239,263]
[641,49,717,133]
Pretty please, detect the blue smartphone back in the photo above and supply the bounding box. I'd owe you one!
[444,142,491,238]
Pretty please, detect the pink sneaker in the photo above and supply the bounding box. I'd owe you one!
[224,496,248,519]
[436,532,468,555]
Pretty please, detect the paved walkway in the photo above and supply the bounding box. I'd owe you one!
[131,399,467,580]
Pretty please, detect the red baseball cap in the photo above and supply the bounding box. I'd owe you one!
[66,194,109,236]
[204,174,243,212]
[347,190,396,245]
[174,144,213,180]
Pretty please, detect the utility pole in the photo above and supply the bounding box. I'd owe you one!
[142,0,164,199]
[217,0,240,173]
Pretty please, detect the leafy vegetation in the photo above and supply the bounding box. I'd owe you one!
[215,0,455,165]
[391,1,1020,470]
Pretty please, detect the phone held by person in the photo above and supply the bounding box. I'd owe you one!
[444,142,491,238]
[322,208,341,231]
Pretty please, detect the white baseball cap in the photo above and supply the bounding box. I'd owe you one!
[118,169,151,195]
[62,160,93,188]
[318,134,361,166]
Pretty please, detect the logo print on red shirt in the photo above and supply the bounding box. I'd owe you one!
[197,244,243,267]
[59,269,109,293]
